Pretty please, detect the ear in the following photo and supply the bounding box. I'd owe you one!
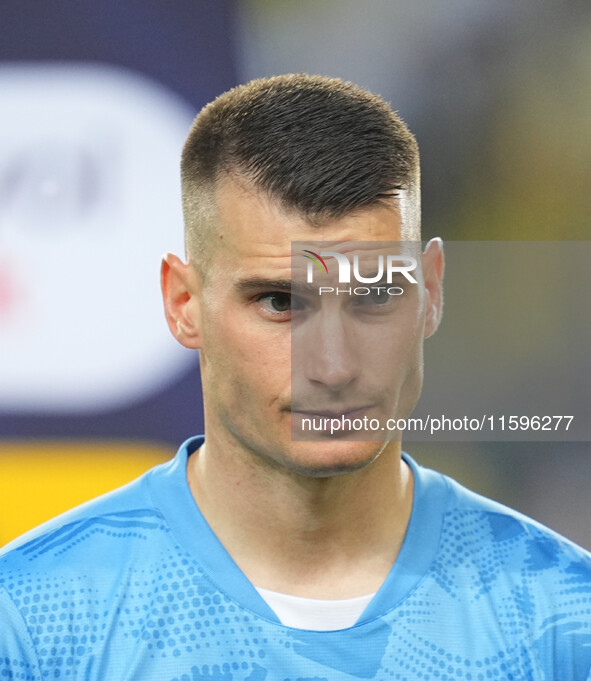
[161,252,203,349]
[421,238,444,339]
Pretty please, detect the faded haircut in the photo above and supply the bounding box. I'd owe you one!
[181,74,420,269]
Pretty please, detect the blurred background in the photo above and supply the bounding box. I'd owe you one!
[0,0,589,546]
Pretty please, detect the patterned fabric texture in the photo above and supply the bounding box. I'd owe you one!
[1,436,590,680]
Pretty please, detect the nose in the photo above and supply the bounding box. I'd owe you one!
[301,307,361,392]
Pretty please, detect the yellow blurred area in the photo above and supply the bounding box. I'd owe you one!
[0,440,173,547]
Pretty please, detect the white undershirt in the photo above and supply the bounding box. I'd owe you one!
[255,587,376,631]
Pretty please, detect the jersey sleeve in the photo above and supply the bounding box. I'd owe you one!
[0,586,43,680]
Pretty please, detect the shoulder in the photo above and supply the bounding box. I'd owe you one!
[0,441,207,677]
[0,457,175,582]
[406,454,591,589]
[446,470,590,560]
[405,457,591,677]
[419,461,591,598]
[0,454,187,670]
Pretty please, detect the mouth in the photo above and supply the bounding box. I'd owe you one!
[291,406,373,419]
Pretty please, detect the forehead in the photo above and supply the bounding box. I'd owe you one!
[210,177,409,277]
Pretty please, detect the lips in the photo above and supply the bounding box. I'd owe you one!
[292,406,372,419]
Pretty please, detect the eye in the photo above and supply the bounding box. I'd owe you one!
[357,286,398,306]
[255,292,307,321]
[368,288,391,305]
[255,291,304,322]
[259,292,292,313]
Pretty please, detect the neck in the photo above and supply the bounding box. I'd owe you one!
[187,429,413,599]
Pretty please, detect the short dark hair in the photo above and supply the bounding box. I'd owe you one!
[181,74,420,263]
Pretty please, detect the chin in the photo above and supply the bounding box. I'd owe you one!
[282,439,388,478]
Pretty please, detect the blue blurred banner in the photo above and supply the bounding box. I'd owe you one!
[0,1,238,445]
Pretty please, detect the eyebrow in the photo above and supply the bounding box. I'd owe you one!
[234,277,319,296]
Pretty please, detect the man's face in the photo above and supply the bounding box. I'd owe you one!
[167,177,442,477]
[289,238,426,444]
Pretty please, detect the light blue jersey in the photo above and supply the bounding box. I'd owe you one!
[1,436,590,680]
